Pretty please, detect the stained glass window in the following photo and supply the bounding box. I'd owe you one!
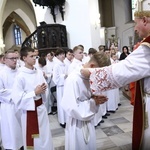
[14,25,22,45]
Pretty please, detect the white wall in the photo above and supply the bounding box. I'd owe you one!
[32,0,101,52]
[88,0,101,50]
[113,0,134,49]
[4,24,14,50]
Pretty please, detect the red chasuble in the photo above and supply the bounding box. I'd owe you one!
[132,35,150,150]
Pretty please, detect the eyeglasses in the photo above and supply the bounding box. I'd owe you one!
[6,57,19,61]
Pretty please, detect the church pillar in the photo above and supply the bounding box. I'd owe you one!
[0,0,6,54]
[66,0,101,51]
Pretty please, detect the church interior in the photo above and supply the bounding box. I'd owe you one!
[0,0,147,150]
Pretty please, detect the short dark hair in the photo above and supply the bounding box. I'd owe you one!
[88,48,97,55]
[38,57,46,67]
[98,45,105,51]
[55,47,65,56]
[0,54,4,59]
[66,49,73,54]
[47,51,54,57]
[20,47,34,61]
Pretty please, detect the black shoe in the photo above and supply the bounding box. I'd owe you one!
[60,123,66,128]
[95,123,101,128]
[102,115,107,119]
[105,113,110,116]
[107,110,115,113]
[20,146,24,150]
[100,120,104,123]
[118,103,121,106]
[48,112,54,115]
[48,111,57,115]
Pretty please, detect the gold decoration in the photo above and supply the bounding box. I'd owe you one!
[134,0,150,18]
[134,11,150,18]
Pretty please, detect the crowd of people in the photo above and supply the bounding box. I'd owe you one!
[0,3,150,150]
[0,42,132,150]
[81,6,150,150]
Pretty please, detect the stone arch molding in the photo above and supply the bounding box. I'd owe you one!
[2,0,37,38]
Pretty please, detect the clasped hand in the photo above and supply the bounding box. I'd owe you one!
[35,83,47,95]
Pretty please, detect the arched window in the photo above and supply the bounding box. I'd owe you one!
[14,25,22,45]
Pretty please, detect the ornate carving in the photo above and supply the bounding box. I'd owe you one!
[32,0,66,23]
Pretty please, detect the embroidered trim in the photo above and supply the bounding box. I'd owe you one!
[90,66,119,95]
[26,146,34,150]
[141,42,150,48]
[31,134,39,138]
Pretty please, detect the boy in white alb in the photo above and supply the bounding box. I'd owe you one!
[106,53,120,112]
[12,47,54,150]
[45,52,56,114]
[68,45,84,74]
[61,52,110,150]
[0,50,23,150]
[53,48,67,128]
[64,49,73,72]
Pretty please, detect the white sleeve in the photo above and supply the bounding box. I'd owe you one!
[0,75,12,103]
[89,45,150,95]
[61,77,98,121]
[11,76,35,111]
[53,64,65,86]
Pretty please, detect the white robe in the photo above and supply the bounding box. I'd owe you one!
[46,59,55,75]
[89,45,150,150]
[106,59,120,111]
[36,64,52,113]
[106,89,118,111]
[64,58,71,73]
[46,59,56,113]
[12,67,54,150]
[16,59,25,68]
[61,68,99,150]
[0,66,23,150]
[0,63,5,70]
[68,58,83,74]
[53,59,67,124]
[94,91,107,126]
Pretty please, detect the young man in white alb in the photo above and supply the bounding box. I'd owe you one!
[68,45,84,74]
[64,49,73,72]
[52,48,67,128]
[61,52,110,150]
[0,50,23,150]
[12,47,54,150]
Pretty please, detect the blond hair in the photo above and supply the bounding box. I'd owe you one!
[89,52,111,67]
[73,46,84,53]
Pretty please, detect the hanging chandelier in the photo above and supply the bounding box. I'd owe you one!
[32,0,66,23]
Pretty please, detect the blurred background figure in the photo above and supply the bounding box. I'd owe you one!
[119,46,130,61]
